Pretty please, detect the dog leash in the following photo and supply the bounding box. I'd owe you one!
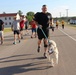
[38,25,51,44]
[38,25,54,54]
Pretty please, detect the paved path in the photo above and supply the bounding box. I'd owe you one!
[0,26,76,75]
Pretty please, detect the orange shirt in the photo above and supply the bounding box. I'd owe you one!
[61,20,64,25]
[56,21,58,25]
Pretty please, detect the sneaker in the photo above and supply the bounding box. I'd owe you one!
[21,37,23,39]
[19,40,21,43]
[44,53,47,58]
[37,46,40,52]
[1,41,3,45]
[13,42,16,45]
[31,36,33,38]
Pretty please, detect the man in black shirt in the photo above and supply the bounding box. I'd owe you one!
[34,5,53,58]
[0,19,4,44]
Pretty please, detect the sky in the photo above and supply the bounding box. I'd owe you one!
[0,0,76,17]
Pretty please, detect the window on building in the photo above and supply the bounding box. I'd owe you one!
[5,17,7,20]
[9,22,11,25]
[9,17,11,20]
[5,22,7,25]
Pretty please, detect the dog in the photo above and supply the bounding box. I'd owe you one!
[47,40,59,67]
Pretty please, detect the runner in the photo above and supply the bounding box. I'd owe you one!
[0,19,4,45]
[30,20,37,38]
[20,16,25,39]
[50,19,54,32]
[25,18,29,35]
[11,16,21,44]
[61,20,65,29]
[34,5,53,58]
[56,20,59,29]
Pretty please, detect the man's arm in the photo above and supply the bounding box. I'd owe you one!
[1,20,4,31]
[2,24,4,31]
[48,13,53,27]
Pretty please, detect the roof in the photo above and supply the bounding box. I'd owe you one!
[0,13,17,17]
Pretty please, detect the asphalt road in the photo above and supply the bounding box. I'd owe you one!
[0,26,76,75]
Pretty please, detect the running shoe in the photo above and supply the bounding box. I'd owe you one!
[44,53,47,58]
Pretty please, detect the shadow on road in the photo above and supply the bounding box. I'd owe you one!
[0,54,53,75]
[0,61,52,75]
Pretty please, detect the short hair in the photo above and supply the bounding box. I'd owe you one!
[42,5,47,7]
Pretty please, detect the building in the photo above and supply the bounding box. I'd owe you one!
[69,18,76,24]
[0,13,20,27]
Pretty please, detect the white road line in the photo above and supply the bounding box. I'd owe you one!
[59,29,76,42]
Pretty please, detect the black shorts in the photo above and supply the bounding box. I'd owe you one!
[25,26,28,29]
[14,30,20,35]
[37,28,49,40]
[62,24,64,26]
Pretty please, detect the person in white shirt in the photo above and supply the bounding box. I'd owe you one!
[11,16,21,44]
[0,19,4,44]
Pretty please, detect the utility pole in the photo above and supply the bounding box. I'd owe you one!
[59,12,61,21]
[66,9,69,17]
[59,12,61,18]
[66,9,69,22]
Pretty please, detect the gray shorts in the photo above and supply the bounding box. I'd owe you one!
[0,31,3,37]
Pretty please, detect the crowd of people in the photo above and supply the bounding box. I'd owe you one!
[0,4,65,58]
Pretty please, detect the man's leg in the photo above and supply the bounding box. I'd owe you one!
[13,34,16,44]
[43,39,48,58]
[37,39,42,52]
[31,28,33,38]
[1,36,3,44]
[20,29,23,39]
[37,28,43,52]
[17,30,21,43]
[13,31,16,44]
[18,34,21,43]
[1,31,4,44]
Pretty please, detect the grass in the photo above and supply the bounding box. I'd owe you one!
[65,23,76,29]
[4,27,12,33]
[58,22,76,29]
[3,23,76,33]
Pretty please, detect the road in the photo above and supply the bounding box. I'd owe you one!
[0,26,76,75]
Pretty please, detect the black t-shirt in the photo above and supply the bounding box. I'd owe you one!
[34,12,52,29]
[0,19,4,31]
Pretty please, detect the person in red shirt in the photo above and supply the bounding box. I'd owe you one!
[30,20,37,38]
[20,16,25,39]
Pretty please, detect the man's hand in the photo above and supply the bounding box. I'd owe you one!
[38,25,42,29]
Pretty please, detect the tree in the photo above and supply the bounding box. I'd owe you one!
[26,11,35,22]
